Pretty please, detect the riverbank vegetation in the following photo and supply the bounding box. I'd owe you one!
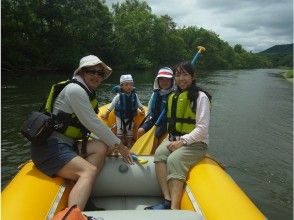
[2,0,291,75]
[258,44,293,69]
[280,69,293,83]
[285,69,293,78]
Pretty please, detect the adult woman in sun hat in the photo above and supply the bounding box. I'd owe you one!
[30,55,133,211]
[137,67,175,153]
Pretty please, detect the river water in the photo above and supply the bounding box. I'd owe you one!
[1,69,293,219]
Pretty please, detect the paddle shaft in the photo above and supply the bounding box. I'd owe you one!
[191,46,206,65]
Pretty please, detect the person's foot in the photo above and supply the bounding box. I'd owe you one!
[84,198,105,211]
[87,217,104,220]
[144,199,171,210]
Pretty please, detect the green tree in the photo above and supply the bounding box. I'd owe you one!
[151,15,186,67]
[112,0,155,69]
[234,44,246,53]
[2,0,273,73]
[2,0,45,70]
[2,0,113,72]
[38,0,113,70]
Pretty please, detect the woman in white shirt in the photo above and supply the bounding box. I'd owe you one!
[145,61,212,210]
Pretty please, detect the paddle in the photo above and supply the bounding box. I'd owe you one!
[191,46,206,65]
[131,46,206,155]
[131,110,168,155]
[131,125,156,155]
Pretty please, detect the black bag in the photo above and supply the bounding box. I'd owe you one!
[20,111,55,146]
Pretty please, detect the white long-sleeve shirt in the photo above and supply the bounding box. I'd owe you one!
[180,91,210,145]
[52,76,120,147]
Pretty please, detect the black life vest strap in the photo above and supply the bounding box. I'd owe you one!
[72,128,89,156]
[52,111,85,133]
[80,128,89,155]
[168,92,179,134]
[71,79,96,100]
[167,117,195,124]
[120,118,133,134]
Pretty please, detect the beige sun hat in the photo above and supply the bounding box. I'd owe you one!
[73,55,112,80]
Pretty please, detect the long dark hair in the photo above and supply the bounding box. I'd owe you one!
[173,62,212,112]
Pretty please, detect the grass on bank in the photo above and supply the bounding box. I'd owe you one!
[285,69,293,78]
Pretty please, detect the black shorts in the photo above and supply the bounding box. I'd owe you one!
[30,137,78,177]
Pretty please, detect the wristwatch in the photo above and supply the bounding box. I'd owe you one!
[112,142,121,151]
[180,138,187,145]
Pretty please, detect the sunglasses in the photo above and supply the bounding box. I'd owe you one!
[86,68,105,77]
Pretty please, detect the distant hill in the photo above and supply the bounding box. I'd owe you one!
[259,43,293,54]
[259,43,293,67]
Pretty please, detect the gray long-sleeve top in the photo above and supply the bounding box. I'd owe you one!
[52,75,121,147]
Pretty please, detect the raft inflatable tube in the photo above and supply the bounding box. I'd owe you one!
[1,161,71,220]
[1,158,266,220]
[181,157,266,220]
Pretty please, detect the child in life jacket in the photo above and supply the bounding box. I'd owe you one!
[101,74,145,147]
[137,67,174,153]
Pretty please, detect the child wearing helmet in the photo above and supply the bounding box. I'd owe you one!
[101,74,145,147]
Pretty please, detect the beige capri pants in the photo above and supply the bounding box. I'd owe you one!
[154,137,207,181]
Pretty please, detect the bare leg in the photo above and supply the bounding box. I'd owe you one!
[126,136,133,148]
[168,179,184,209]
[117,134,126,145]
[56,156,98,210]
[137,127,145,139]
[84,140,108,168]
[151,137,159,154]
[57,140,108,210]
[155,162,171,201]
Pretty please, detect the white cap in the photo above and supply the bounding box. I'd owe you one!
[120,74,133,84]
[73,55,112,81]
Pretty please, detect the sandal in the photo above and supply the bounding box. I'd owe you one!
[144,199,171,210]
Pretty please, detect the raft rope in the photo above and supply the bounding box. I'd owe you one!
[46,182,66,220]
[185,184,206,219]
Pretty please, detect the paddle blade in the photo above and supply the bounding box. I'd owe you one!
[130,126,156,155]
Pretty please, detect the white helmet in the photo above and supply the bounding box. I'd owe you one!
[120,74,134,84]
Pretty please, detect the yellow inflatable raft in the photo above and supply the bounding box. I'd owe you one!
[1,161,70,220]
[1,104,266,220]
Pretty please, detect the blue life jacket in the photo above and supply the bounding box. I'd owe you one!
[149,89,169,125]
[113,86,138,120]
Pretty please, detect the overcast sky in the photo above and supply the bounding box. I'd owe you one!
[105,0,293,52]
